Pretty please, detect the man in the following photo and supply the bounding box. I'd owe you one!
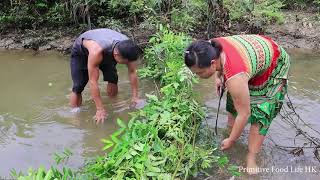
[70,28,143,124]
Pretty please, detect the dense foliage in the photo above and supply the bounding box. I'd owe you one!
[224,0,285,24]
[1,0,318,33]
[0,0,207,32]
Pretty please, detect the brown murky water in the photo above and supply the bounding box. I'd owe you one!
[0,49,319,179]
[0,50,154,178]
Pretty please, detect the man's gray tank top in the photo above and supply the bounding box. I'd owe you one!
[71,28,129,69]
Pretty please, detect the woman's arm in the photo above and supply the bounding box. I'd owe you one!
[221,73,251,150]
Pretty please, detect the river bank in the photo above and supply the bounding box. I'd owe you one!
[0,11,319,53]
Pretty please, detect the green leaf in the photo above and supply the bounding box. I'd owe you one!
[146,94,158,102]
[43,169,53,180]
[36,166,45,180]
[63,149,73,156]
[101,139,114,151]
[218,156,229,167]
[125,153,133,160]
[130,149,139,156]
[133,143,144,151]
[151,159,166,166]
[146,172,159,177]
[173,83,179,89]
[110,128,125,144]
[36,3,48,8]
[117,118,126,128]
[134,163,144,169]
[228,165,241,176]
[147,166,161,173]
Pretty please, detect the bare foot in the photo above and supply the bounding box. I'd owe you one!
[246,152,259,175]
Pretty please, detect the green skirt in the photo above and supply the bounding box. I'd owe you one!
[226,82,287,136]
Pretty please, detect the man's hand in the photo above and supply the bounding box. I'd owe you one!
[94,108,108,124]
[107,83,118,97]
[221,137,235,150]
[130,97,139,107]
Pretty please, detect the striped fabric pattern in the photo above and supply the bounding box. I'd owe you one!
[214,34,289,97]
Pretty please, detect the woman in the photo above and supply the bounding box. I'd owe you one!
[184,35,290,174]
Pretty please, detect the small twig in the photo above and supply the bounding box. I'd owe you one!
[171,142,185,180]
[287,93,320,135]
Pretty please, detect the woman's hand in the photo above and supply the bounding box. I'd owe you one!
[221,137,235,150]
[215,77,223,96]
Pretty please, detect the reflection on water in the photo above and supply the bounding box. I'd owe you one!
[195,49,320,180]
[0,50,154,178]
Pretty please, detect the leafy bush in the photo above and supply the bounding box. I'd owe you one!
[12,149,77,180]
[45,2,71,26]
[223,0,253,21]
[108,0,206,32]
[12,166,76,180]
[0,0,209,32]
[253,0,284,24]
[224,0,284,24]
[97,16,124,31]
[0,5,36,29]
[139,24,191,81]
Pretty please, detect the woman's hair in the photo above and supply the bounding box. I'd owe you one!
[184,39,222,68]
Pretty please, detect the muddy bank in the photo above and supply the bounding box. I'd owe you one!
[265,11,320,50]
[0,27,153,53]
[0,27,78,53]
[0,11,319,52]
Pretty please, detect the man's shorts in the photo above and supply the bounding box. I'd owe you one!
[70,54,118,94]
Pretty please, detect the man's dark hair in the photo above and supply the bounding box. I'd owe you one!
[116,40,143,61]
[184,40,222,68]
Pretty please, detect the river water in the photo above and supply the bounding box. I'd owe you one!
[0,49,319,179]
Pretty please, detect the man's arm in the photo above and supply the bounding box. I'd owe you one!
[222,74,251,149]
[83,40,104,111]
[127,61,139,101]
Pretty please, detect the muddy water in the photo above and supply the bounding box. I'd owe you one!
[0,50,319,179]
[197,49,320,180]
[0,50,154,178]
